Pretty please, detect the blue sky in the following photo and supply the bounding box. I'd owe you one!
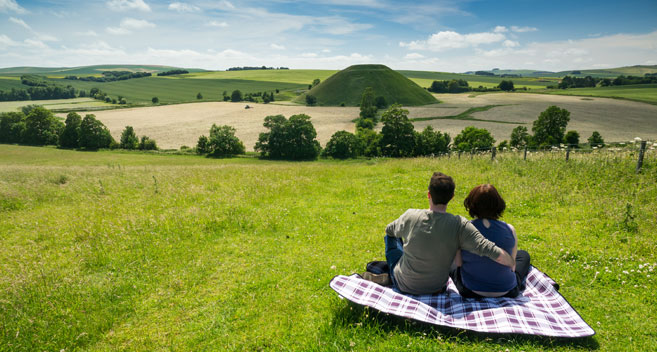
[1,0,656,71]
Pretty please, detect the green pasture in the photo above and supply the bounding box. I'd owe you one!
[1,145,656,351]
[533,84,657,105]
[0,65,204,76]
[0,98,113,113]
[184,69,339,85]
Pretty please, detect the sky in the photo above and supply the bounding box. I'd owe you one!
[1,0,656,72]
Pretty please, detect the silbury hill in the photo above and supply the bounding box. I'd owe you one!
[299,64,439,106]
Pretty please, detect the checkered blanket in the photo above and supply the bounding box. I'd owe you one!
[329,263,594,338]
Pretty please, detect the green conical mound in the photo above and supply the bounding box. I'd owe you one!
[298,64,438,106]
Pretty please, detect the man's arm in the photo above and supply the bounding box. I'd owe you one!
[458,219,515,269]
[493,250,515,268]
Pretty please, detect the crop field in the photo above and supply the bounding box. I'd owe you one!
[183,69,339,84]
[1,145,656,351]
[533,84,657,105]
[0,98,113,113]
[65,93,657,150]
[398,70,559,90]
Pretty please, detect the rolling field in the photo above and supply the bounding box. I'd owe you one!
[533,84,657,105]
[398,70,559,90]
[1,145,656,351]
[183,69,338,84]
[0,98,113,113]
[66,93,657,150]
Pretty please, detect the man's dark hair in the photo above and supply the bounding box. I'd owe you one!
[429,172,455,205]
[463,184,506,219]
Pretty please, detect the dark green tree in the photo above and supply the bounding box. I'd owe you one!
[152,97,159,104]
[379,104,415,157]
[355,118,375,130]
[120,125,139,149]
[322,130,360,159]
[498,80,515,91]
[415,126,450,156]
[79,114,114,150]
[254,114,321,160]
[138,136,158,150]
[305,94,317,106]
[510,125,529,148]
[588,131,604,148]
[531,106,570,147]
[59,112,82,148]
[375,96,387,109]
[0,112,26,144]
[564,130,580,147]
[197,92,203,100]
[453,126,495,152]
[231,90,243,102]
[196,135,210,154]
[359,87,377,119]
[23,107,64,146]
[356,128,381,157]
[312,78,320,87]
[205,124,245,157]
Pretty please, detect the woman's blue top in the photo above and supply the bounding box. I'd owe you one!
[460,219,517,292]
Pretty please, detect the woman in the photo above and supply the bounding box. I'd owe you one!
[450,184,531,298]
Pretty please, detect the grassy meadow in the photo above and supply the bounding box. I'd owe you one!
[1,144,656,351]
[533,84,657,105]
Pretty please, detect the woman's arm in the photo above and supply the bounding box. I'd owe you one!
[508,223,518,272]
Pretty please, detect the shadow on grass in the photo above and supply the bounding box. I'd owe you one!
[330,300,599,350]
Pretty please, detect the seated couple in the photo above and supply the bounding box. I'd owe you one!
[363,172,531,298]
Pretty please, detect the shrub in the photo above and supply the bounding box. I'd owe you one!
[565,130,580,147]
[453,126,495,152]
[59,112,82,148]
[0,112,26,144]
[196,135,210,154]
[588,131,605,148]
[255,114,321,160]
[138,136,158,151]
[415,126,450,156]
[305,94,317,106]
[356,128,381,157]
[196,92,203,100]
[355,118,375,130]
[23,107,64,146]
[498,80,515,91]
[120,126,139,149]
[380,104,415,157]
[323,130,360,159]
[498,140,509,150]
[152,97,159,104]
[204,124,245,157]
[360,87,377,119]
[79,114,114,150]
[231,90,243,102]
[510,125,529,148]
[531,106,570,147]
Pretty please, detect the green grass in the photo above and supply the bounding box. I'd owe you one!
[0,65,205,76]
[184,69,339,85]
[398,70,560,89]
[300,65,438,106]
[0,98,113,113]
[409,105,524,124]
[1,144,656,351]
[533,84,657,105]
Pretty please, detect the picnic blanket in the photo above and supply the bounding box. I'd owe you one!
[329,262,594,338]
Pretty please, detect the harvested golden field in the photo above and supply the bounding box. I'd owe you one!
[65,93,657,150]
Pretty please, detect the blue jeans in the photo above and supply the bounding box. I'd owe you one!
[385,235,404,286]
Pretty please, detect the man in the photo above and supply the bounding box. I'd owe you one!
[363,172,516,295]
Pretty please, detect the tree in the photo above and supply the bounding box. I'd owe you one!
[564,130,580,147]
[231,90,243,102]
[312,78,320,87]
[21,104,41,115]
[0,112,26,144]
[197,92,203,100]
[120,125,139,149]
[379,104,415,157]
[415,126,450,156]
[23,107,64,146]
[498,80,515,91]
[138,136,158,150]
[254,114,321,160]
[152,97,159,104]
[375,96,387,109]
[510,125,529,148]
[356,127,381,157]
[59,112,82,148]
[196,135,210,154]
[359,87,377,119]
[79,114,114,150]
[322,130,360,159]
[355,118,375,130]
[201,124,246,157]
[305,94,317,106]
[588,131,605,148]
[453,126,495,152]
[531,105,570,147]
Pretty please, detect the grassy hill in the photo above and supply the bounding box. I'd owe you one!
[471,65,657,79]
[0,65,206,77]
[298,64,438,106]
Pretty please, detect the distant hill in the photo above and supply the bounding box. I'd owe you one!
[298,64,438,106]
[0,65,206,76]
[467,65,657,78]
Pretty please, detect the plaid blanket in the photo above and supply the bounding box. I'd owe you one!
[329,263,594,338]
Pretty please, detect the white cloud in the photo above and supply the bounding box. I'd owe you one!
[404,52,424,59]
[219,0,235,10]
[107,0,151,12]
[400,30,506,51]
[9,17,30,30]
[314,16,372,35]
[321,49,331,53]
[503,40,519,48]
[38,34,58,42]
[107,17,155,35]
[0,34,19,46]
[0,0,27,14]
[511,26,538,33]
[493,26,508,33]
[301,52,317,57]
[76,30,99,37]
[207,21,228,28]
[24,39,47,49]
[270,43,285,50]
[168,2,200,13]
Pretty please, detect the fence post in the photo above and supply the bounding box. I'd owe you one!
[566,146,570,161]
[458,151,461,159]
[491,146,496,161]
[636,141,647,174]
[523,146,528,160]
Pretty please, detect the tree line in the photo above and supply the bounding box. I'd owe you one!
[0,106,157,150]
[557,74,657,89]
[427,79,518,93]
[65,71,152,82]
[0,75,77,101]
[227,66,289,71]
[157,69,189,76]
